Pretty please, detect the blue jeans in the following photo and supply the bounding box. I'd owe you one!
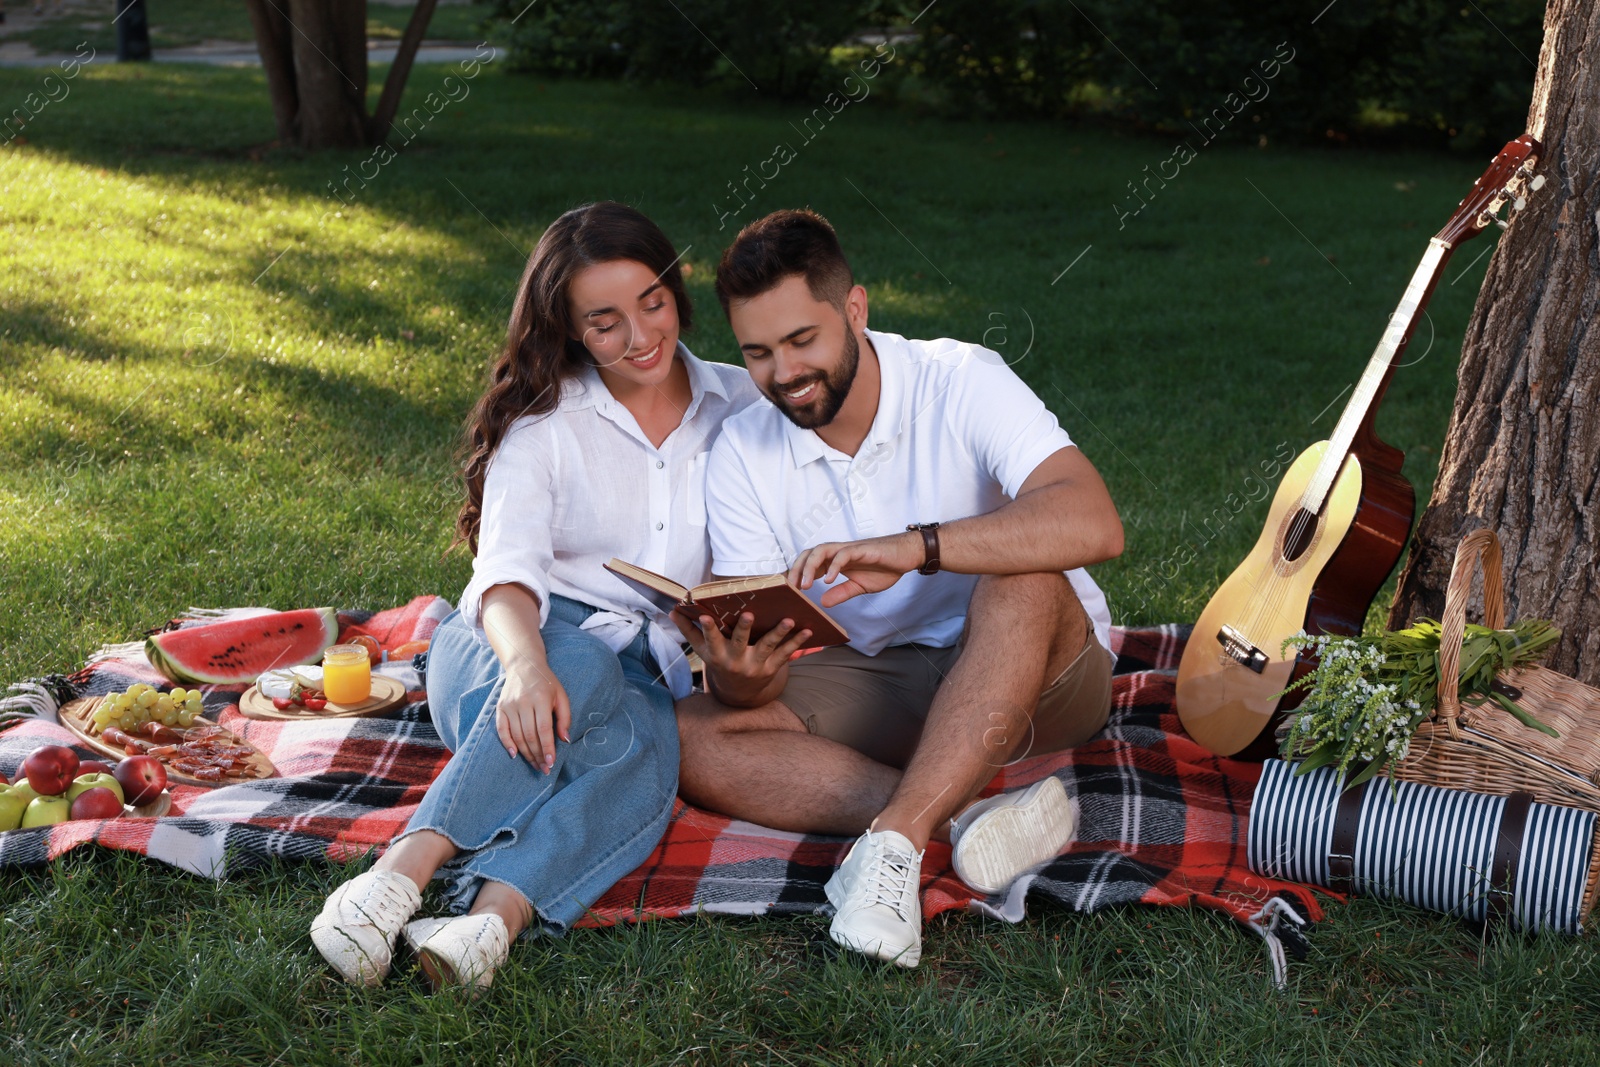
[405,596,679,934]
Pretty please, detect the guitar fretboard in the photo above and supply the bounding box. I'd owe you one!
[1299,238,1453,515]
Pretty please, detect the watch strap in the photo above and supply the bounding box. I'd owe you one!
[907,522,941,575]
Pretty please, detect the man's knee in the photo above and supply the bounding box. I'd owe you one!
[675,692,723,750]
[970,572,1081,630]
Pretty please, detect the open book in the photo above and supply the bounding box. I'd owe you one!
[604,559,849,651]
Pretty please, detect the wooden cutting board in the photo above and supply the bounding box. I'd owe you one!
[237,674,407,721]
[57,697,276,788]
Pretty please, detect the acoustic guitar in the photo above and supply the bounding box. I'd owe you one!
[1177,135,1545,758]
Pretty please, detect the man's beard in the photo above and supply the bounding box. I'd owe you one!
[767,329,860,430]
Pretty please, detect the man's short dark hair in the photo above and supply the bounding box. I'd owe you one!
[715,209,855,315]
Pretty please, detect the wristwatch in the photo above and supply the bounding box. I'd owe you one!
[906,522,942,575]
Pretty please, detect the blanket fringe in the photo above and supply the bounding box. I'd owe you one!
[1245,896,1308,991]
[86,608,282,666]
[174,607,281,627]
[0,677,72,728]
[86,640,151,665]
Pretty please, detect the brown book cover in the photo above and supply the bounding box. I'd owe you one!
[604,559,849,650]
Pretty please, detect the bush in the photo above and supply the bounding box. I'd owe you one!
[488,0,875,99]
[904,0,1545,149]
[487,0,1546,149]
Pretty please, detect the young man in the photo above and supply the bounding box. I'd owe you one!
[673,210,1123,967]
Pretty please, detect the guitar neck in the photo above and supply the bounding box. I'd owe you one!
[1299,237,1454,514]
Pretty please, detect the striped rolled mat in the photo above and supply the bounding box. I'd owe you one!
[1249,759,1597,934]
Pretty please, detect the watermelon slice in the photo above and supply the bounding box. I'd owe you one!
[145,608,341,684]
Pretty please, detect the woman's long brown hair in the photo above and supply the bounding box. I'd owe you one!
[453,201,694,554]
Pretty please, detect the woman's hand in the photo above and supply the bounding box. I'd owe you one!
[671,609,812,708]
[495,656,572,773]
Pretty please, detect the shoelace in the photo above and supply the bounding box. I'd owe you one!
[860,841,920,920]
[350,874,416,930]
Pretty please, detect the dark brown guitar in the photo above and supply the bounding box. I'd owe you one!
[1177,135,1545,758]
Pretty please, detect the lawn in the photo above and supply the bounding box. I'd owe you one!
[1,60,1596,1065]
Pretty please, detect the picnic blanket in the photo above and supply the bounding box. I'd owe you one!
[0,597,1323,977]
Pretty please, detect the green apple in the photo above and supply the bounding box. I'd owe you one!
[0,787,27,832]
[21,795,71,828]
[66,773,124,806]
[8,780,41,806]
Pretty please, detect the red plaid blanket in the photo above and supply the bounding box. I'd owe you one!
[0,598,1323,942]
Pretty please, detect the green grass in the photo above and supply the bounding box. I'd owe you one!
[2,63,1596,1064]
[6,0,495,55]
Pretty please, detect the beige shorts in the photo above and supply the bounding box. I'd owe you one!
[776,630,1115,769]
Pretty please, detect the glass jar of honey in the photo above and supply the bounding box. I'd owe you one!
[322,644,373,705]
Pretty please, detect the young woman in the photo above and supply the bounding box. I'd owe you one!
[311,202,757,991]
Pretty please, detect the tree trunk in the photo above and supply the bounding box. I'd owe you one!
[245,0,441,151]
[286,0,368,150]
[369,0,440,144]
[1388,0,1600,684]
[245,0,299,143]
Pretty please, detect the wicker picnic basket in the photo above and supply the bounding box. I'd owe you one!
[1387,527,1600,921]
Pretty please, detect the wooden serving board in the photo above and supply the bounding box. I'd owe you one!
[129,790,173,819]
[57,697,276,788]
[237,674,406,721]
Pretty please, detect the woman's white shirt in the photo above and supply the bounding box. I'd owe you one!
[459,345,760,698]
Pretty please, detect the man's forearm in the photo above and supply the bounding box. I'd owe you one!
[932,482,1123,575]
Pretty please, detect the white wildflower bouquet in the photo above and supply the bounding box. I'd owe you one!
[1277,618,1560,789]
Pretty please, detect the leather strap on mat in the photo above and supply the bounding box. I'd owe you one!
[1327,780,1367,894]
[1487,791,1535,927]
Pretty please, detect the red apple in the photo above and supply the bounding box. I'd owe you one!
[23,745,80,797]
[114,755,167,807]
[78,760,115,778]
[67,773,124,806]
[70,787,124,821]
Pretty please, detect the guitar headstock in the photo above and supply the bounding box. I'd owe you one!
[1436,134,1545,246]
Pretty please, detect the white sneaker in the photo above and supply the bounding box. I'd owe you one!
[824,829,924,968]
[403,913,510,993]
[310,868,423,986]
[950,776,1077,896]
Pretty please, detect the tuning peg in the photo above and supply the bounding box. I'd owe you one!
[1493,215,1510,230]
[1531,174,1546,191]
[1514,196,1527,211]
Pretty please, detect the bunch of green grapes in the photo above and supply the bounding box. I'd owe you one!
[90,683,204,733]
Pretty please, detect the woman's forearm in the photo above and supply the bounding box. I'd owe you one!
[479,582,552,682]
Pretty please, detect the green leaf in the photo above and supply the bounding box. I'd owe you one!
[1346,759,1386,789]
[1293,746,1340,775]
[1490,691,1560,738]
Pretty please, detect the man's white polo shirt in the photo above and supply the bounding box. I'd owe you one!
[705,328,1112,657]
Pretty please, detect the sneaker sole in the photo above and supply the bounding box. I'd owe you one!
[828,917,922,968]
[952,776,1076,896]
[416,946,453,991]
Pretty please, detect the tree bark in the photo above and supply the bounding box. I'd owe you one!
[244,0,299,143]
[246,0,439,150]
[369,0,440,144]
[286,0,368,150]
[1388,0,1600,684]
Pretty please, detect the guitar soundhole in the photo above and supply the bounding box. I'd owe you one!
[1280,508,1319,562]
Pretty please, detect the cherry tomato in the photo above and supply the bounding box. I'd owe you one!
[271,696,295,711]
[301,697,328,711]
